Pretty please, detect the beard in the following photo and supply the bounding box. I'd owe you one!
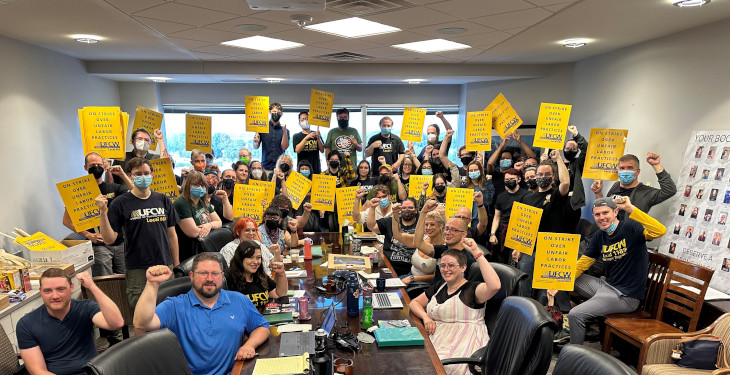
[194,282,221,299]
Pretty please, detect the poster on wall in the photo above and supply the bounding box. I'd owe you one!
[658,130,730,295]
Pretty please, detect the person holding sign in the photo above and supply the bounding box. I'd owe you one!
[489,168,530,265]
[173,171,225,262]
[487,131,537,204]
[325,108,362,172]
[293,111,324,174]
[416,111,453,163]
[253,102,290,174]
[271,154,294,196]
[552,196,666,345]
[249,160,268,182]
[366,117,406,173]
[320,151,355,231]
[396,154,420,195]
[591,152,677,219]
[107,128,166,186]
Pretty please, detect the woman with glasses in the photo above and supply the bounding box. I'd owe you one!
[220,217,281,275]
[348,160,378,204]
[397,153,420,196]
[225,240,287,309]
[409,239,500,375]
[173,170,226,262]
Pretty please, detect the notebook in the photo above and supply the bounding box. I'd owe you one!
[264,312,293,325]
[374,327,425,347]
[372,292,404,309]
[253,353,309,375]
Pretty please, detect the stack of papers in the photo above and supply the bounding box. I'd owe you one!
[368,278,405,288]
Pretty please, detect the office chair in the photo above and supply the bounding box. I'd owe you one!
[553,345,635,375]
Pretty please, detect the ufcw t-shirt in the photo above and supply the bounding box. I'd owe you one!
[107,191,179,269]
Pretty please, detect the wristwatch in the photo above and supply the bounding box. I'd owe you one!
[410,275,415,283]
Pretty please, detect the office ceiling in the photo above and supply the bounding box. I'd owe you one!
[1,0,729,83]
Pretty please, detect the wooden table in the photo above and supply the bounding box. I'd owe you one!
[234,232,446,375]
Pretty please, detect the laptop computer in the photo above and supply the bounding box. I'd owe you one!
[372,292,404,309]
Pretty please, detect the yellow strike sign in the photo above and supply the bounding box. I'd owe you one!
[249,179,275,206]
[582,128,628,181]
[16,232,67,251]
[409,175,433,199]
[533,103,572,150]
[286,171,313,210]
[246,96,269,134]
[233,184,267,223]
[56,174,102,232]
[400,107,427,142]
[312,174,336,212]
[465,111,492,151]
[336,186,359,226]
[186,114,212,153]
[505,202,543,255]
[78,106,128,160]
[532,232,580,291]
[308,89,334,127]
[484,93,522,138]
[149,158,179,201]
[132,106,163,151]
[445,188,474,221]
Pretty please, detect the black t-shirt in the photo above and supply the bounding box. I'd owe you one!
[367,133,405,172]
[458,166,468,188]
[260,121,290,170]
[399,175,411,196]
[293,132,322,174]
[490,170,505,205]
[210,195,231,225]
[111,151,158,185]
[431,245,476,285]
[90,182,128,246]
[107,191,179,269]
[494,188,531,224]
[225,271,277,308]
[425,279,484,310]
[376,217,416,276]
[349,176,378,204]
[417,141,451,162]
[520,186,569,233]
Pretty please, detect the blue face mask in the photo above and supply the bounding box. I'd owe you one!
[618,171,636,184]
[499,159,512,170]
[133,175,152,189]
[190,186,207,198]
[422,169,433,176]
[601,221,618,233]
[468,171,481,180]
[300,170,311,177]
[379,198,390,208]
[381,128,391,136]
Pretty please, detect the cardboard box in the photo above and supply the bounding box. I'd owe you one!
[28,263,75,280]
[0,268,22,293]
[28,240,94,270]
[0,294,9,310]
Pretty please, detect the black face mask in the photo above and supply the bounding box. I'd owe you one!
[271,113,282,122]
[329,160,340,169]
[536,177,553,189]
[207,185,216,195]
[564,150,578,161]
[526,179,538,190]
[279,163,290,172]
[222,178,235,189]
[460,157,473,166]
[279,209,289,219]
[88,165,104,179]
[379,174,390,184]
[401,210,416,221]
[504,180,518,190]
[430,157,442,166]
[265,219,279,230]
[337,119,349,129]
[434,185,446,194]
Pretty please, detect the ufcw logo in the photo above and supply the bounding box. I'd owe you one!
[539,134,562,141]
[541,271,571,282]
[79,209,100,221]
[510,234,532,247]
[590,162,617,172]
[315,198,333,206]
[404,130,421,136]
[130,208,166,219]
[191,140,210,146]
[95,141,120,149]
[470,137,491,143]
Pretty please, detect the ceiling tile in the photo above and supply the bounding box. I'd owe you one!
[133,3,238,27]
[191,44,261,57]
[362,30,436,45]
[357,46,420,58]
[283,46,340,57]
[265,28,341,45]
[408,20,498,38]
[311,38,382,51]
[543,2,574,13]
[426,0,535,19]
[526,0,575,6]
[134,16,195,34]
[205,16,296,35]
[405,0,450,4]
[503,27,528,35]
[104,0,166,14]
[250,10,345,27]
[448,31,513,49]
[469,7,552,30]
[189,51,231,60]
[175,0,261,16]
[235,53,323,62]
[366,7,459,29]
[387,54,461,63]
[434,47,486,59]
[167,37,214,50]
[168,27,245,43]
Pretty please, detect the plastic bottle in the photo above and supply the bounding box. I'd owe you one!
[362,286,373,329]
[346,274,360,318]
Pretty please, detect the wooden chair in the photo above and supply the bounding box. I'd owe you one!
[602,258,715,374]
[605,251,672,320]
[81,274,134,339]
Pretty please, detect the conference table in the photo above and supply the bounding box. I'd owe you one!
[233,232,447,375]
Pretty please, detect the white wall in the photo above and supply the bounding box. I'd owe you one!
[571,17,730,225]
[0,35,119,238]
[119,81,162,153]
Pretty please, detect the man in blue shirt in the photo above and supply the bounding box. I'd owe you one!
[253,102,290,174]
[134,253,270,375]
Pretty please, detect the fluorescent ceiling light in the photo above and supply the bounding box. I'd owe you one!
[147,77,171,83]
[672,0,709,6]
[560,38,590,48]
[392,39,470,53]
[305,17,400,38]
[221,36,303,52]
[71,34,103,44]
[262,77,283,83]
[404,79,427,84]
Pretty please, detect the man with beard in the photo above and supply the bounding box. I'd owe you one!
[293,111,324,174]
[108,128,167,185]
[253,102,290,175]
[134,254,270,375]
[366,117,406,172]
[325,108,362,172]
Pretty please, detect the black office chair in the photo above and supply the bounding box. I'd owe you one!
[196,227,234,253]
[467,262,529,335]
[552,345,635,375]
[442,296,557,375]
[84,329,193,375]
[156,275,229,305]
[173,252,229,278]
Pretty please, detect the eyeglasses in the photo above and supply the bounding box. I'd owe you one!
[194,271,223,278]
[443,227,465,233]
[438,263,460,270]
[452,215,470,221]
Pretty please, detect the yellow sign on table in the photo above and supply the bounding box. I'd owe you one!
[465,111,492,151]
[78,106,128,159]
[484,93,522,138]
[311,174,336,211]
[56,174,102,232]
[533,103,572,150]
[532,232,580,291]
[582,128,628,181]
[286,171,313,210]
[445,188,474,220]
[15,232,67,251]
[308,89,334,127]
[505,202,543,255]
[185,114,212,153]
[408,175,433,198]
[245,96,269,133]
[400,107,427,142]
[233,184,267,222]
[149,158,179,201]
[132,106,163,151]
[336,186,359,225]
[248,180,275,205]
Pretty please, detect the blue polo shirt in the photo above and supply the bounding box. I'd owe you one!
[156,289,269,375]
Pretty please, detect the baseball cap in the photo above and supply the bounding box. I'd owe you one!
[593,197,617,209]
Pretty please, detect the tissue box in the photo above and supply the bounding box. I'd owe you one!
[29,240,94,270]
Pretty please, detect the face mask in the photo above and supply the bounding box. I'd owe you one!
[301,170,311,177]
[401,210,416,221]
[279,209,289,219]
[239,157,249,164]
[329,160,340,169]
[499,159,512,170]
[300,120,309,130]
[135,140,150,152]
[564,150,578,161]
[193,163,205,172]
[434,185,446,194]
[381,128,391,136]
[505,180,518,190]
[265,219,279,230]
[526,179,538,190]
[422,169,433,176]
[207,185,215,195]
[430,157,442,166]
[222,178,235,189]
[601,221,618,233]
[338,119,349,129]
[618,170,636,184]
[271,112,282,122]
[279,163,290,173]
[460,157,473,166]
[536,176,552,189]
[468,171,481,180]
[88,165,104,179]
[379,174,390,184]
[133,175,152,189]
[379,198,390,208]
[427,134,438,144]
[190,186,207,198]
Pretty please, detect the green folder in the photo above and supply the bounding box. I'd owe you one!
[373,327,425,347]
[264,312,293,325]
[310,245,323,258]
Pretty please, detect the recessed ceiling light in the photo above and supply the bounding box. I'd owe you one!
[262,77,283,83]
[436,27,467,35]
[392,39,470,53]
[235,24,268,32]
[71,34,103,44]
[221,36,303,52]
[561,38,589,48]
[147,77,171,83]
[672,0,710,6]
[305,17,400,38]
[404,79,427,84]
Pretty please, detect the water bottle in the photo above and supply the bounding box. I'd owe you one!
[343,232,350,253]
[362,286,373,329]
[346,274,360,318]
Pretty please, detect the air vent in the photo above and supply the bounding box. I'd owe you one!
[327,0,414,16]
[317,52,373,62]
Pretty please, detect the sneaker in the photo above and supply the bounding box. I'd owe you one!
[553,328,570,344]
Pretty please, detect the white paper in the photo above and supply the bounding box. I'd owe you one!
[358,270,379,279]
[285,270,307,278]
[369,278,405,288]
[276,324,313,333]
